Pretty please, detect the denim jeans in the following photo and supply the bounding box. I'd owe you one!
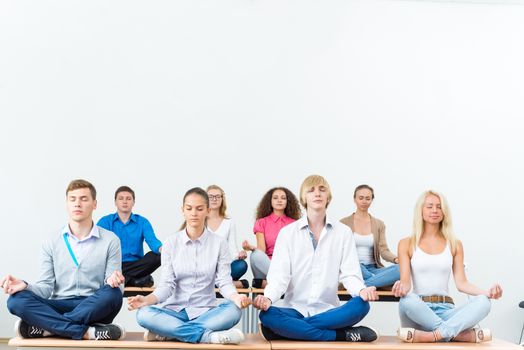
[136,300,242,343]
[250,249,270,279]
[399,293,491,341]
[230,259,248,281]
[259,296,370,341]
[360,263,400,288]
[7,284,123,339]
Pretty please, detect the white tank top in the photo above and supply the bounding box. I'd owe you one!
[354,233,375,265]
[411,245,452,296]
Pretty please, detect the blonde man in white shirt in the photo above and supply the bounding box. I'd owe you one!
[253,175,379,342]
[127,187,251,344]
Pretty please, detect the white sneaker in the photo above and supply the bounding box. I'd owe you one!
[143,330,167,342]
[209,328,245,344]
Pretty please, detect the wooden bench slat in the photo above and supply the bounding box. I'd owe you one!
[8,332,269,349]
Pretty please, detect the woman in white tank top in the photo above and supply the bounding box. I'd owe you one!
[393,190,502,343]
[339,184,399,288]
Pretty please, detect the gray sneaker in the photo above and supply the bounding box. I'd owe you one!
[92,323,125,340]
[14,320,45,338]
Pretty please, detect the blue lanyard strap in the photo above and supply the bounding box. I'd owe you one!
[63,233,79,267]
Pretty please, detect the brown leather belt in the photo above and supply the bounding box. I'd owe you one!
[421,295,454,304]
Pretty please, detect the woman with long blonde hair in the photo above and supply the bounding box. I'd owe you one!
[393,190,502,343]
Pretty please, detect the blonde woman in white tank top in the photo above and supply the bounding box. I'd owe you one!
[392,190,502,343]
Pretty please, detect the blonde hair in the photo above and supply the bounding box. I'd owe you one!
[410,190,457,255]
[206,185,228,218]
[299,175,332,209]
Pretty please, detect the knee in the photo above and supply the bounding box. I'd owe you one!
[100,285,123,309]
[474,295,491,316]
[349,296,370,315]
[223,300,242,321]
[153,252,161,265]
[136,307,154,328]
[259,307,278,326]
[7,291,31,316]
[237,259,248,272]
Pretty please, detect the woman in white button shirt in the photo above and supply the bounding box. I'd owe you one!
[340,184,399,288]
[206,185,248,288]
[127,187,251,344]
[393,190,502,343]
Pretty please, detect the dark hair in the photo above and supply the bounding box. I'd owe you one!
[354,184,374,199]
[66,179,96,200]
[255,187,301,220]
[115,186,135,200]
[179,187,209,230]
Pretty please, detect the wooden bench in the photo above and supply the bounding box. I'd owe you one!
[8,332,269,349]
[269,336,521,349]
[8,334,521,350]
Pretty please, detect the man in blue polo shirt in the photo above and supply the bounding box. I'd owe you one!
[98,186,162,287]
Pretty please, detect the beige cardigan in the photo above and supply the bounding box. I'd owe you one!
[339,213,397,268]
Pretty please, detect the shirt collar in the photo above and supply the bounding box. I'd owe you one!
[297,215,334,230]
[181,228,210,244]
[269,212,287,223]
[112,212,136,223]
[62,222,100,241]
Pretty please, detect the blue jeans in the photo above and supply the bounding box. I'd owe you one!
[7,285,123,339]
[360,263,400,288]
[136,300,242,343]
[260,296,370,341]
[399,293,491,341]
[231,259,248,281]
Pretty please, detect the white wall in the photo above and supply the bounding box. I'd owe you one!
[1,0,523,343]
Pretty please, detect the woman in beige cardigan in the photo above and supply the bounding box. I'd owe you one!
[340,184,399,288]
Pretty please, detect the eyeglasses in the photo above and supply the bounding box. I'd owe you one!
[209,195,223,200]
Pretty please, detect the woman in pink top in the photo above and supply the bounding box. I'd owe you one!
[242,187,301,288]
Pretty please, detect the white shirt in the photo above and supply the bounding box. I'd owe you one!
[264,215,365,317]
[207,218,239,261]
[153,229,237,319]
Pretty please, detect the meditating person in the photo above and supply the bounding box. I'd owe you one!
[3,179,125,340]
[393,190,502,343]
[206,185,248,288]
[242,186,301,288]
[340,184,399,288]
[253,175,379,342]
[127,187,250,344]
[98,185,162,287]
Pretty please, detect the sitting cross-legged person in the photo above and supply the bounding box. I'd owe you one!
[3,179,125,340]
[253,175,379,342]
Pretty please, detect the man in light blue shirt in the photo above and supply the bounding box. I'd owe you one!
[2,179,125,340]
[98,186,162,287]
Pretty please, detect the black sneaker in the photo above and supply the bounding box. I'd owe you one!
[131,275,154,288]
[93,324,126,340]
[259,323,286,341]
[343,326,379,342]
[252,279,264,289]
[14,319,45,338]
[239,279,249,288]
